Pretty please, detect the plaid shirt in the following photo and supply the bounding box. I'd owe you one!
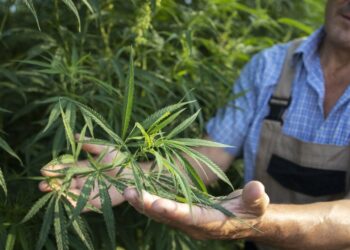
[206,28,350,182]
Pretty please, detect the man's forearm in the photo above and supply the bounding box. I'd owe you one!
[250,199,350,249]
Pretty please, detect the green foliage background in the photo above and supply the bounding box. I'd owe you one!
[0,0,325,249]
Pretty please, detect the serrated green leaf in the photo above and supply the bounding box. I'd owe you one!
[59,100,76,157]
[147,111,171,133]
[23,0,41,30]
[0,167,7,197]
[151,150,191,203]
[98,177,116,249]
[67,191,102,214]
[169,143,233,190]
[129,101,194,138]
[121,48,135,140]
[66,166,94,176]
[103,175,129,193]
[171,149,207,193]
[52,125,65,158]
[36,197,55,250]
[64,98,123,146]
[70,174,96,223]
[130,160,144,196]
[77,138,116,148]
[148,108,186,135]
[0,137,22,165]
[62,0,81,32]
[63,203,94,250]
[81,0,94,13]
[66,102,76,137]
[84,76,119,95]
[54,199,69,250]
[82,113,94,137]
[150,149,164,180]
[42,103,61,134]
[165,138,232,148]
[162,153,193,209]
[72,217,94,250]
[167,109,200,139]
[76,124,88,160]
[135,122,152,148]
[21,192,54,223]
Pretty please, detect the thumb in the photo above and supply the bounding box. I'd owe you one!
[75,134,109,155]
[242,181,269,216]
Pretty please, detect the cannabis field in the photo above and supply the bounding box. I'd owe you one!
[0,0,324,249]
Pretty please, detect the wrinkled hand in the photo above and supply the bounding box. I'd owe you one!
[39,140,126,210]
[124,181,269,240]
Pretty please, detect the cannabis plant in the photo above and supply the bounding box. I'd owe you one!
[23,51,238,250]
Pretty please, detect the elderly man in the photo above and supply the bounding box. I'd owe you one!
[40,0,350,249]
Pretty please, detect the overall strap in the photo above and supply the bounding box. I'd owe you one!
[265,39,304,124]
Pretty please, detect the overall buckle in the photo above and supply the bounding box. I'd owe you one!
[265,96,291,124]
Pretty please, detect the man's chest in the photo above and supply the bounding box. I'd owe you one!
[281,71,350,146]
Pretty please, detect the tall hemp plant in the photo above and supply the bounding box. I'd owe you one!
[23,47,238,250]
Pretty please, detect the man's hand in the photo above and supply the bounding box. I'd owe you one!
[123,181,269,240]
[39,141,126,209]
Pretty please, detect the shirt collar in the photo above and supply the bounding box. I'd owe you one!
[292,27,326,110]
[293,27,325,63]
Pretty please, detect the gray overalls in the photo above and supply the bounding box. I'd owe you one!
[248,40,350,250]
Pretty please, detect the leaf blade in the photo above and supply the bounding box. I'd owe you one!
[98,177,116,249]
[0,167,7,196]
[36,196,55,250]
[54,199,69,250]
[23,0,41,30]
[62,0,81,31]
[121,48,135,140]
[21,192,54,224]
[166,110,200,139]
[0,137,22,165]
[70,174,96,222]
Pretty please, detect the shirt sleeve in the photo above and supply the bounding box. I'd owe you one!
[206,52,264,156]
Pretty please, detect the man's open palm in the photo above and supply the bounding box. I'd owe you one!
[124,181,269,240]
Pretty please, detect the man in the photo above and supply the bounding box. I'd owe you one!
[40,0,350,249]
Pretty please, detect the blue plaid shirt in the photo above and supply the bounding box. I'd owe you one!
[206,28,350,183]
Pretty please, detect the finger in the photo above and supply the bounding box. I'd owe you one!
[124,188,225,225]
[41,164,66,177]
[39,181,52,192]
[75,133,111,155]
[41,159,90,178]
[107,186,125,207]
[124,188,170,223]
[81,142,110,155]
[123,188,158,211]
[39,176,81,191]
[74,133,84,141]
[242,181,269,216]
[152,197,227,225]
